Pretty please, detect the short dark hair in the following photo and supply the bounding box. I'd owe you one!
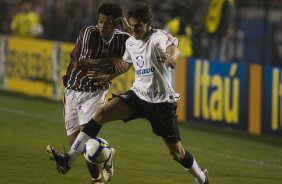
[127,3,152,23]
[98,3,123,20]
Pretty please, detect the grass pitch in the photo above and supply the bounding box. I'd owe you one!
[0,91,282,184]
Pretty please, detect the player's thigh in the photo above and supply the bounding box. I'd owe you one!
[94,97,133,124]
[78,89,108,125]
[64,89,80,136]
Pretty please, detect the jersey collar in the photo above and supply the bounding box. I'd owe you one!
[141,28,154,42]
[101,30,116,45]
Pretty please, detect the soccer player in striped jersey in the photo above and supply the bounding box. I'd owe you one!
[47,2,209,184]
[47,3,131,184]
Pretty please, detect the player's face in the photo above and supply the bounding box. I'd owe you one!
[129,17,150,40]
[98,14,115,40]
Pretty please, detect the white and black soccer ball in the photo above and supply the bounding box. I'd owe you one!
[83,137,112,164]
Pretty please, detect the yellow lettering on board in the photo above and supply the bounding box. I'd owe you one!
[194,60,201,117]
[224,77,239,124]
[210,75,223,121]
[202,62,210,120]
[193,61,239,124]
[272,69,279,130]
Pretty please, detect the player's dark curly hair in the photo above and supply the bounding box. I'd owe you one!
[128,3,152,23]
[98,3,123,20]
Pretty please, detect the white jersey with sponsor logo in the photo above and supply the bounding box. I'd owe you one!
[123,28,180,103]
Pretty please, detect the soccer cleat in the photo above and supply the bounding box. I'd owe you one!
[202,169,209,184]
[92,182,104,184]
[46,145,70,174]
[92,177,104,184]
[102,148,116,182]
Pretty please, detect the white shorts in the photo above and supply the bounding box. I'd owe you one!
[63,88,108,136]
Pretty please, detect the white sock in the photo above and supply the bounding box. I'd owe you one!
[186,159,206,184]
[68,132,92,166]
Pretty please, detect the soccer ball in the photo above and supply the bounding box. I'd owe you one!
[83,137,112,164]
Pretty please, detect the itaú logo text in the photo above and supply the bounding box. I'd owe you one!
[136,67,155,76]
[194,60,240,124]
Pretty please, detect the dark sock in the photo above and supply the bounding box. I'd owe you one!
[82,119,102,138]
[86,161,101,180]
[179,150,194,169]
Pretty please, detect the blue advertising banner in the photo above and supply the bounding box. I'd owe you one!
[262,67,282,135]
[186,58,249,130]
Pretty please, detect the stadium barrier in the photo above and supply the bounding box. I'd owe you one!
[176,58,282,136]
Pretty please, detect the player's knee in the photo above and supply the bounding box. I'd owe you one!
[94,107,107,123]
[169,147,186,162]
[169,150,184,162]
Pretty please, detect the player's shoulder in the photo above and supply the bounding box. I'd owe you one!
[125,36,138,46]
[151,28,172,38]
[114,29,131,37]
[79,25,99,35]
[150,28,176,45]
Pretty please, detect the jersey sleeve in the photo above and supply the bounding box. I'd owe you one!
[122,41,133,63]
[157,30,179,52]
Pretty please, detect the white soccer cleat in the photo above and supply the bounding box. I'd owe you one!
[92,175,104,184]
[102,148,116,182]
[202,169,209,184]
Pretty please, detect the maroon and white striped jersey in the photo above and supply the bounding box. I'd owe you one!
[63,25,130,92]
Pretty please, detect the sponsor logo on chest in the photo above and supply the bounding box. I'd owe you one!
[135,55,155,76]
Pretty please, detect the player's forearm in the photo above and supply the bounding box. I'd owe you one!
[77,57,117,70]
[167,45,180,61]
[85,60,132,85]
[114,60,132,74]
[165,45,180,68]
[107,61,132,81]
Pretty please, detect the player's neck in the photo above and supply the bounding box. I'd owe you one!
[141,27,153,41]
[101,31,115,44]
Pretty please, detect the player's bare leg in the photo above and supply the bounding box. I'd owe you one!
[93,97,133,124]
[164,140,208,184]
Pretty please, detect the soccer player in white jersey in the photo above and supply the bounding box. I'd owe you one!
[47,3,209,184]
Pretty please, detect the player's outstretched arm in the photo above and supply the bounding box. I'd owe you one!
[77,58,116,70]
[86,60,132,85]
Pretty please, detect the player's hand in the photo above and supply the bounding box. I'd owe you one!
[165,57,177,69]
[115,16,132,34]
[86,71,110,85]
[78,59,113,70]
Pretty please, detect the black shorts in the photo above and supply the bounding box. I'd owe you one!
[116,90,180,143]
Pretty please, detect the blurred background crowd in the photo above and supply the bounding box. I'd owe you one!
[0,0,282,66]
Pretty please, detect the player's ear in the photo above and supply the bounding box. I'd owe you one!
[146,19,152,26]
[113,18,119,28]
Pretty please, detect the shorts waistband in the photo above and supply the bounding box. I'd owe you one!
[66,82,110,92]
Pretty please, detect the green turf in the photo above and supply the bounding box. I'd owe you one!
[0,91,282,184]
